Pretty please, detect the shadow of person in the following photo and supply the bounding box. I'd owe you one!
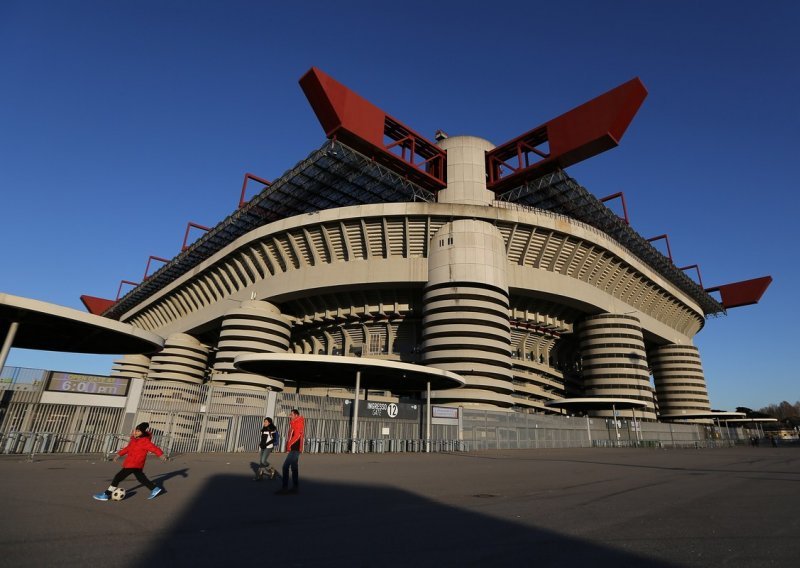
[128,468,189,492]
[154,467,190,484]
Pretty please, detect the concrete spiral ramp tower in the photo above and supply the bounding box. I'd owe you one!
[648,344,711,416]
[423,219,514,409]
[576,314,657,420]
[422,136,514,409]
[146,333,209,385]
[110,354,151,381]
[210,300,290,390]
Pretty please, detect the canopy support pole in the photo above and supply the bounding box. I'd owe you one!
[426,380,431,453]
[0,321,19,372]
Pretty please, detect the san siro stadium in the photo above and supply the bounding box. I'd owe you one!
[1,68,772,455]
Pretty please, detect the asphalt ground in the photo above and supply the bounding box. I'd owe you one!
[1,446,798,567]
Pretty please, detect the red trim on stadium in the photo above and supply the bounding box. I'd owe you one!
[486,78,648,192]
[706,276,773,309]
[299,67,446,192]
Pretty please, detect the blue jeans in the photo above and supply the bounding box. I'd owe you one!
[282,450,300,488]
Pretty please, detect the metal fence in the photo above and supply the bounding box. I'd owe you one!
[460,409,744,450]
[1,365,754,458]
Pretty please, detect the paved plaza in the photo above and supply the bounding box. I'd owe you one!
[1,446,798,567]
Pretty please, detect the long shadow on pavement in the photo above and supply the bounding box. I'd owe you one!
[134,473,679,568]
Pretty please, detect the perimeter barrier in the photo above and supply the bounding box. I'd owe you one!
[0,431,468,459]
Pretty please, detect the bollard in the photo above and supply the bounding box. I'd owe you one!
[4,432,23,454]
[42,433,54,453]
[22,433,36,455]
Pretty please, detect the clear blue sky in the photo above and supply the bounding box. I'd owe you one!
[1,1,796,411]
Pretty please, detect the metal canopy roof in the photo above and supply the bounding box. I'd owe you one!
[660,411,746,421]
[234,353,465,392]
[1,293,163,355]
[497,170,725,316]
[545,397,649,411]
[104,141,435,319]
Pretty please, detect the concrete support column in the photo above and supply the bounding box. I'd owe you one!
[576,313,657,420]
[435,135,495,206]
[210,300,290,391]
[143,334,210,438]
[110,354,151,381]
[147,333,209,386]
[423,219,513,409]
[648,344,711,417]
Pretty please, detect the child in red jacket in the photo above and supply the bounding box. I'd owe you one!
[93,422,167,501]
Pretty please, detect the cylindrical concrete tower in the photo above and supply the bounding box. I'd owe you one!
[422,135,512,409]
[576,313,657,420]
[436,135,495,206]
[648,344,711,416]
[110,354,151,381]
[143,334,210,426]
[423,220,513,408]
[210,300,290,390]
[147,333,209,386]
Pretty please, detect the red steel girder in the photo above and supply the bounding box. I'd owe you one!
[486,78,648,192]
[600,192,630,225]
[706,276,773,309]
[143,255,171,280]
[239,172,271,208]
[182,222,211,252]
[647,234,673,262]
[299,67,446,192]
[80,295,116,315]
[679,264,704,289]
[116,280,139,302]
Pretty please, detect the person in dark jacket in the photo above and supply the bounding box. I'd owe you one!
[255,417,278,480]
[275,409,304,495]
[93,422,167,501]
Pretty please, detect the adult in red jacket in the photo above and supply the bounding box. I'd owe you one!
[276,409,304,494]
[93,422,167,501]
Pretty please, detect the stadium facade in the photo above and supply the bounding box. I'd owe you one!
[80,67,771,431]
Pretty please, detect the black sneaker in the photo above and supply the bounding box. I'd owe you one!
[274,488,289,495]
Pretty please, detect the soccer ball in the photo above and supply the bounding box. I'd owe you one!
[110,487,126,501]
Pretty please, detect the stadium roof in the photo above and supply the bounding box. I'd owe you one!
[101,140,724,320]
[102,141,434,319]
[496,170,725,315]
